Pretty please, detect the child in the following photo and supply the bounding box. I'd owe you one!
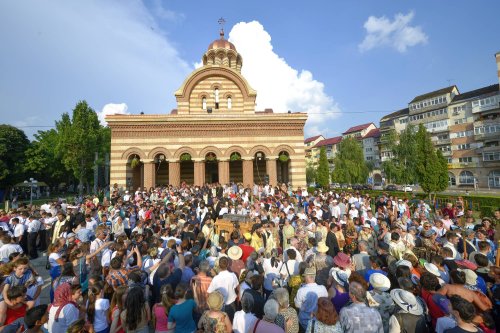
[152,284,175,333]
[88,282,110,333]
[1,257,41,305]
[24,304,49,333]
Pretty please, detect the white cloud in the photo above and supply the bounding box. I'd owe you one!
[0,0,191,138]
[228,21,340,136]
[98,103,130,126]
[359,11,428,53]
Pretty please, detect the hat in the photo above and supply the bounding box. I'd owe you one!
[459,269,478,286]
[303,267,317,277]
[378,241,390,251]
[390,289,423,315]
[333,252,351,269]
[422,229,436,238]
[244,232,252,241]
[395,260,412,269]
[66,233,76,239]
[362,223,371,229]
[370,273,391,291]
[332,270,349,287]
[464,229,475,236]
[207,291,224,310]
[228,246,243,260]
[398,199,403,202]
[456,259,478,271]
[316,242,329,253]
[424,263,440,277]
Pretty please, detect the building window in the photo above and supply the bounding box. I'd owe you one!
[214,88,219,109]
[447,158,452,163]
[483,152,500,161]
[202,97,207,110]
[227,96,232,109]
[448,172,456,186]
[365,147,373,152]
[459,157,473,163]
[456,130,473,138]
[439,145,451,152]
[454,118,466,125]
[489,171,500,188]
[437,134,449,140]
[459,171,474,184]
[457,144,471,150]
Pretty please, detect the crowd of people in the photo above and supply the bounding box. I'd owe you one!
[0,182,498,333]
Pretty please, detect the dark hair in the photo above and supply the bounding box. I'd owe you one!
[450,295,476,322]
[7,285,26,300]
[316,297,338,325]
[61,262,76,277]
[369,255,383,269]
[391,232,400,241]
[219,257,229,270]
[24,304,48,328]
[174,283,188,299]
[125,287,145,330]
[67,319,86,333]
[478,241,491,251]
[348,272,369,291]
[474,253,489,268]
[431,254,443,266]
[87,281,103,323]
[395,265,411,279]
[450,270,466,285]
[110,257,122,270]
[419,272,439,291]
[286,248,296,260]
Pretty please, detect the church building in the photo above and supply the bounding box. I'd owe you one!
[107,29,307,189]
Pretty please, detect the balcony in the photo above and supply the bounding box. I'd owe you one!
[432,138,451,145]
[448,162,479,169]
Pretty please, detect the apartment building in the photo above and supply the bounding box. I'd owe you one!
[363,128,381,169]
[311,136,342,172]
[304,135,324,166]
[379,108,409,162]
[342,122,377,139]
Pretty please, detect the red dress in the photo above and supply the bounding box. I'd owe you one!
[5,304,27,325]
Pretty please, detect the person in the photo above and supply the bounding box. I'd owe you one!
[305,297,342,333]
[121,286,150,333]
[197,290,232,333]
[249,298,285,333]
[339,281,384,333]
[242,274,265,319]
[88,282,110,333]
[152,284,174,333]
[444,295,483,333]
[207,257,239,322]
[47,283,80,333]
[168,283,196,333]
[232,292,257,333]
[109,285,127,333]
[329,270,350,313]
[352,240,371,276]
[24,304,49,333]
[388,288,429,333]
[295,267,328,330]
[0,285,34,333]
[271,288,299,333]
[368,273,394,333]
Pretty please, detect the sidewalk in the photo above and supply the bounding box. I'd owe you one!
[30,252,51,305]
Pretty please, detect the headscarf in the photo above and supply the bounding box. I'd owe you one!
[49,283,78,321]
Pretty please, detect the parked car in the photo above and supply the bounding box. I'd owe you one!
[373,183,383,190]
[330,183,341,189]
[385,184,398,191]
[362,184,373,190]
[352,184,363,190]
[401,185,413,192]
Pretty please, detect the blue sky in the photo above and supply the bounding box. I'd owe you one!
[1,0,499,139]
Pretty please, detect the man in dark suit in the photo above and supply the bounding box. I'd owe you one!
[326,222,340,258]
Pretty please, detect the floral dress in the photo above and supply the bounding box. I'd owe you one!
[295,225,308,258]
[198,311,228,333]
[275,307,299,333]
[344,227,358,254]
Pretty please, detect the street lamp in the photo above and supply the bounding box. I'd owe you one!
[23,177,38,205]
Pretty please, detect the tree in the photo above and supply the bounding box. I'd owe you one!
[56,101,103,194]
[331,137,368,184]
[316,147,330,188]
[0,125,30,189]
[415,124,448,197]
[24,129,70,189]
[306,162,317,184]
[381,126,419,184]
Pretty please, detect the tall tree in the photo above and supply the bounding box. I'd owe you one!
[306,162,317,185]
[316,147,330,188]
[0,125,30,189]
[56,101,102,194]
[380,125,418,184]
[331,137,368,184]
[415,124,448,197]
[24,129,70,188]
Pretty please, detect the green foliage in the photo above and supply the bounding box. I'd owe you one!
[381,126,419,184]
[130,156,141,168]
[0,125,30,188]
[230,153,241,161]
[331,137,368,184]
[24,129,69,188]
[306,163,317,184]
[415,124,448,195]
[278,153,289,163]
[316,147,330,188]
[205,153,217,161]
[180,153,192,161]
[55,101,104,192]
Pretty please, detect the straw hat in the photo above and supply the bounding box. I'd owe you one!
[243,232,252,241]
[207,291,224,311]
[390,289,423,316]
[395,260,412,269]
[424,263,440,277]
[227,246,243,260]
[303,267,317,277]
[332,270,349,287]
[362,223,371,229]
[316,242,329,253]
[333,252,351,269]
[459,269,478,286]
[369,273,391,291]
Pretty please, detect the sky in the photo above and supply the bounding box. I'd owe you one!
[1,0,499,139]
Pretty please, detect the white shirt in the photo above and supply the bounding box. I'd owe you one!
[294,283,328,309]
[48,303,79,333]
[232,311,257,333]
[207,270,239,305]
[86,219,97,231]
[279,260,299,280]
[262,258,281,291]
[283,246,303,263]
[93,298,110,331]
[0,243,23,262]
[13,224,24,237]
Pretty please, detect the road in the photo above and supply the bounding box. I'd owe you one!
[31,253,51,305]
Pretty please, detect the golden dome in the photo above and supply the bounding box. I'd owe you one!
[207,29,237,51]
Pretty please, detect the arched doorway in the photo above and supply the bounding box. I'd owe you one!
[205,153,219,184]
[154,154,169,186]
[373,173,383,184]
[179,153,194,185]
[459,170,474,185]
[126,155,143,190]
[277,151,290,184]
[253,151,266,184]
[229,152,243,183]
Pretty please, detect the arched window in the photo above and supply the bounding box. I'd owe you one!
[448,172,456,186]
[459,171,474,184]
[202,97,207,110]
[227,96,232,109]
[214,89,219,109]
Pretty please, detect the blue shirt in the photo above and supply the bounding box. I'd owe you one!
[76,228,94,242]
[168,299,196,333]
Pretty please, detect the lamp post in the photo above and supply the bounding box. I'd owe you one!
[23,178,38,206]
